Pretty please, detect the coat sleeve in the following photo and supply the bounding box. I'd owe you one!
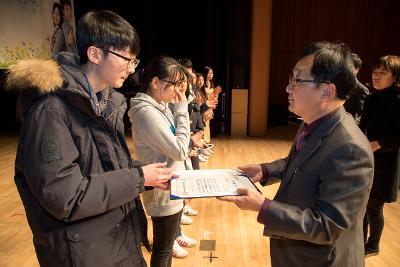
[133,103,190,161]
[260,158,288,186]
[21,104,144,222]
[262,143,373,245]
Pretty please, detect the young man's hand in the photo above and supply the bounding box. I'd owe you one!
[142,162,172,190]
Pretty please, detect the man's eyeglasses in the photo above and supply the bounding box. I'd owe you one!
[160,79,187,88]
[288,75,331,86]
[106,50,140,69]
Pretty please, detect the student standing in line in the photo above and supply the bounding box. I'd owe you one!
[6,10,173,267]
[128,56,190,267]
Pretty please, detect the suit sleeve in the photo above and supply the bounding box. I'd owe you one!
[260,158,288,186]
[262,143,373,245]
[22,105,144,222]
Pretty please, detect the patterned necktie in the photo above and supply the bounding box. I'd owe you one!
[296,126,308,151]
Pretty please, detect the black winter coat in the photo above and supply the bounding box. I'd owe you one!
[359,85,400,202]
[7,53,150,266]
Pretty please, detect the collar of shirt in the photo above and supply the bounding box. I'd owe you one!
[299,108,339,145]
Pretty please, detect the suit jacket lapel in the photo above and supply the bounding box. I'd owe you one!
[276,107,345,195]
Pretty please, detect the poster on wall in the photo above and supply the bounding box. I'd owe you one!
[0,0,76,69]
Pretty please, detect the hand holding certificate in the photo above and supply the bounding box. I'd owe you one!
[170,169,261,199]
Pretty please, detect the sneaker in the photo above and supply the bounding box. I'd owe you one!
[201,149,212,156]
[204,148,214,154]
[207,143,215,149]
[176,232,197,248]
[364,245,379,258]
[183,205,198,216]
[180,214,193,225]
[198,154,208,162]
[172,241,188,258]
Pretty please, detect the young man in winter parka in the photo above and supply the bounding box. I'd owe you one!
[5,10,173,267]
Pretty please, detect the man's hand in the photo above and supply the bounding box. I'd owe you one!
[218,188,265,211]
[142,162,172,190]
[237,164,263,183]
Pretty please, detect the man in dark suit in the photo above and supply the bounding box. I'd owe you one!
[220,42,374,266]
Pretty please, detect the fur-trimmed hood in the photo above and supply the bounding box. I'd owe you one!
[5,52,113,122]
[6,58,63,94]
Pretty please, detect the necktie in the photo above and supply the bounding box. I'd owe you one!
[296,127,308,151]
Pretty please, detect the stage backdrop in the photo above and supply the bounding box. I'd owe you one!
[0,0,76,69]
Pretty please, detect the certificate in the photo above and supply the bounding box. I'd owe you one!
[170,169,261,199]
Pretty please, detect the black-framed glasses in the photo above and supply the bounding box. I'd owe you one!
[288,75,331,86]
[160,79,187,88]
[106,50,140,69]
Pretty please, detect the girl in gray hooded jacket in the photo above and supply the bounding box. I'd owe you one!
[128,56,191,267]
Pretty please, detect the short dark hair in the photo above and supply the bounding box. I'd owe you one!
[139,56,186,93]
[350,53,362,69]
[374,55,400,87]
[300,41,356,100]
[76,10,140,64]
[178,58,193,69]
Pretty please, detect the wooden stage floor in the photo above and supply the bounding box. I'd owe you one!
[0,125,399,267]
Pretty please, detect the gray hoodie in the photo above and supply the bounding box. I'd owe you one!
[128,92,191,217]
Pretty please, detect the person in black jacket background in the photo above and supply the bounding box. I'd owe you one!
[360,55,400,257]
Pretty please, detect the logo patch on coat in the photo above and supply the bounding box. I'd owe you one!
[41,136,62,162]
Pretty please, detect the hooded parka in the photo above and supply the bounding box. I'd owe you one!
[6,52,150,267]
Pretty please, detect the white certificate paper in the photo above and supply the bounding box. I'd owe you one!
[170,169,261,199]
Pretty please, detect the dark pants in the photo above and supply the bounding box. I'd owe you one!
[151,210,182,267]
[191,156,200,170]
[363,198,385,249]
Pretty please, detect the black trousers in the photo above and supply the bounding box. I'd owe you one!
[150,210,182,267]
[363,198,385,249]
[191,156,200,170]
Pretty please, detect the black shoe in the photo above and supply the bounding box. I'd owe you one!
[364,245,379,258]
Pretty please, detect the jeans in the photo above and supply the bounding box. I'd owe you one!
[363,198,385,249]
[150,210,182,267]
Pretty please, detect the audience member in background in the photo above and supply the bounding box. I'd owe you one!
[50,2,66,57]
[344,53,369,125]
[6,10,172,266]
[128,56,190,266]
[360,55,400,257]
[219,42,374,267]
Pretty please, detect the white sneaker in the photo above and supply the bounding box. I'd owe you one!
[183,205,198,216]
[198,154,208,162]
[172,241,188,258]
[176,232,197,248]
[180,214,193,225]
[201,149,212,156]
[205,147,214,154]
